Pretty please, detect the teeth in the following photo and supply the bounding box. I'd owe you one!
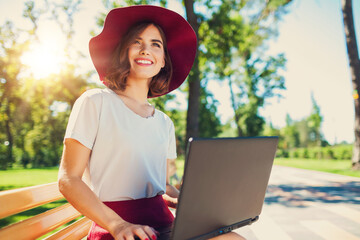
[136,60,152,64]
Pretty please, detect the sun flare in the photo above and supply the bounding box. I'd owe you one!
[21,42,66,79]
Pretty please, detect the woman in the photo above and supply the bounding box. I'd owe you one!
[58,5,244,240]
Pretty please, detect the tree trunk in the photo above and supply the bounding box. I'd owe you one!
[184,0,201,142]
[228,77,243,136]
[342,0,360,170]
[4,104,14,170]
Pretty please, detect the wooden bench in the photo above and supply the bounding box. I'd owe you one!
[0,182,92,239]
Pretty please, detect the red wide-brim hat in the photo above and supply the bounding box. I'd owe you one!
[89,5,197,97]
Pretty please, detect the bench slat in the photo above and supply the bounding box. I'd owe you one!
[0,203,81,240]
[0,182,63,219]
[44,217,92,240]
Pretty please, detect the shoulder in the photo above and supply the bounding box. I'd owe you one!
[79,88,107,101]
[76,88,116,105]
[155,109,171,121]
[72,88,109,112]
[155,109,174,128]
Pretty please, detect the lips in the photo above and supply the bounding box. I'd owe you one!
[135,58,153,65]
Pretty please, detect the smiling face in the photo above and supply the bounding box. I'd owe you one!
[104,22,172,97]
[127,24,166,82]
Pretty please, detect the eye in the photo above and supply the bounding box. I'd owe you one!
[152,42,161,48]
[133,40,141,45]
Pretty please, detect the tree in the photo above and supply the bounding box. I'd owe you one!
[22,0,88,167]
[306,94,323,147]
[99,0,288,143]
[0,24,21,169]
[199,83,222,138]
[200,0,290,137]
[341,0,360,170]
[0,1,49,169]
[235,54,286,136]
[183,0,201,142]
[0,0,89,168]
[277,96,324,150]
[280,114,300,149]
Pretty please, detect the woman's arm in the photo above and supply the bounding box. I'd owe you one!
[162,158,180,208]
[58,138,157,240]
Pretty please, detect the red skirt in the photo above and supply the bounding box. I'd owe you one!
[87,195,174,240]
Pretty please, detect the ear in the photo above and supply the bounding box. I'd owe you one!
[162,58,165,68]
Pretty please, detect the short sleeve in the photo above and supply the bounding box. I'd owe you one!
[64,91,102,150]
[167,120,177,159]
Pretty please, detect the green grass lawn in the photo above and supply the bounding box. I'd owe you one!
[275,158,360,178]
[0,167,59,191]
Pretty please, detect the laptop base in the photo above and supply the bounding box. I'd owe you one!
[189,216,259,240]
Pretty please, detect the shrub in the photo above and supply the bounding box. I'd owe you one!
[284,144,352,160]
[333,145,352,160]
[276,149,289,158]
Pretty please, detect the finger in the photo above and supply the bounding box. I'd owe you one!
[133,227,151,240]
[114,235,126,240]
[151,227,160,235]
[124,233,135,240]
[143,226,158,240]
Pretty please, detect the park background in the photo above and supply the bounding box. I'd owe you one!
[1,0,360,179]
[1,0,360,237]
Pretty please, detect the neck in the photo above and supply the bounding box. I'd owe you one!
[116,76,150,103]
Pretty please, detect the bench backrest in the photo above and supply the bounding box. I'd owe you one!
[0,182,92,239]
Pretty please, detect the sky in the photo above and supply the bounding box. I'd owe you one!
[262,0,360,145]
[0,0,359,145]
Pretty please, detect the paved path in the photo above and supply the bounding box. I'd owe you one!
[234,165,360,240]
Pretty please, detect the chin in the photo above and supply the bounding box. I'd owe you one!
[129,69,161,80]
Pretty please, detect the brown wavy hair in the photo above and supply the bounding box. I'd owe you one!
[104,22,173,97]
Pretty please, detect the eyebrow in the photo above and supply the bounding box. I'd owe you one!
[135,37,163,45]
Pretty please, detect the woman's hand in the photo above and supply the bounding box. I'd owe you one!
[111,221,158,240]
[162,194,178,209]
[164,183,179,209]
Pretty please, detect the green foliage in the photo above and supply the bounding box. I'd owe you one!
[199,84,222,138]
[265,94,347,161]
[218,121,238,138]
[0,1,89,169]
[0,20,30,169]
[149,93,175,113]
[272,96,325,153]
[277,144,353,160]
[280,114,300,149]
[306,93,322,145]
[199,0,290,137]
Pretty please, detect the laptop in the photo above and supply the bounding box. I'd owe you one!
[163,136,278,240]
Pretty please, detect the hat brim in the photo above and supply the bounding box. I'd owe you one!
[89,5,197,97]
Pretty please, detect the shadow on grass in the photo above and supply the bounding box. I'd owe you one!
[265,181,360,208]
[0,185,20,191]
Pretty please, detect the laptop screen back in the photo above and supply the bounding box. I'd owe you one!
[171,137,278,240]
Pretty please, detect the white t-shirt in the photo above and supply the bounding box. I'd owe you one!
[64,88,177,201]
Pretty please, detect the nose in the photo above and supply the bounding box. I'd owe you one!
[139,44,150,55]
